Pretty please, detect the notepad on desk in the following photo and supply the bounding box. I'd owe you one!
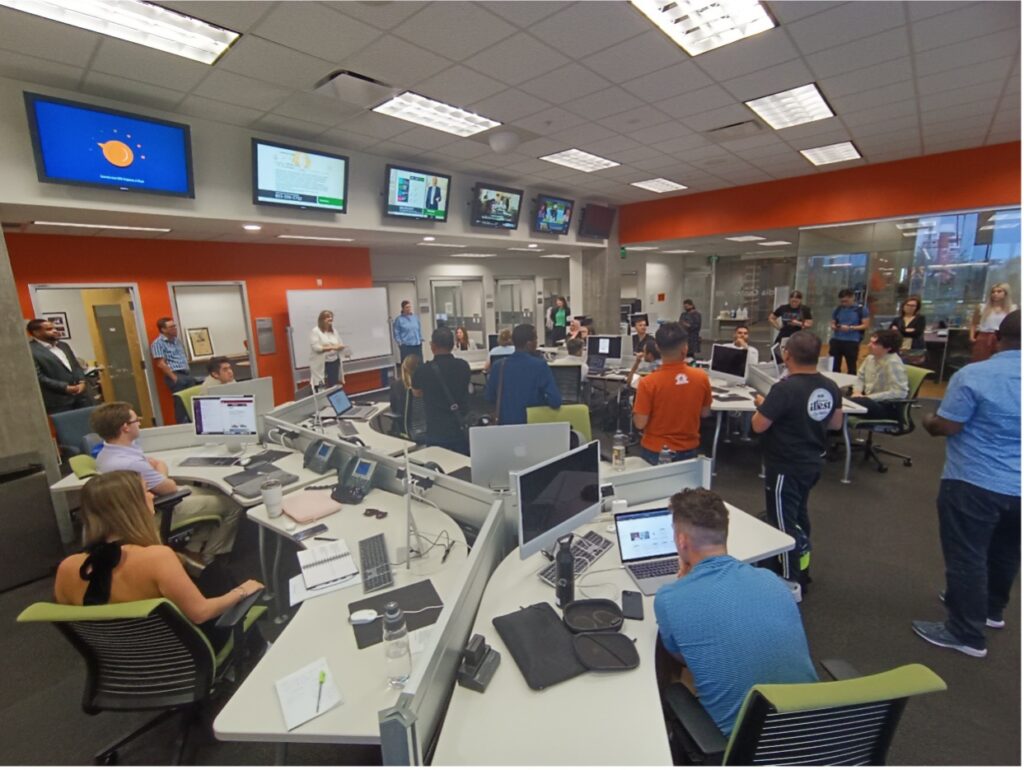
[298,540,358,590]
[275,657,342,731]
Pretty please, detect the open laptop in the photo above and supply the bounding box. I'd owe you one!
[587,353,607,374]
[326,388,376,420]
[614,508,680,595]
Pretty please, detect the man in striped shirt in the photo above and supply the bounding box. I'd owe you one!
[150,317,196,423]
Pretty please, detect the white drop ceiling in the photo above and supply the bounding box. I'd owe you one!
[0,0,1019,246]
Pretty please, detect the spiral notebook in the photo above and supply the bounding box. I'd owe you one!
[297,540,358,590]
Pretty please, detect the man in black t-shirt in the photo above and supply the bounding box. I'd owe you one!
[752,331,843,600]
[411,327,471,454]
[769,290,813,348]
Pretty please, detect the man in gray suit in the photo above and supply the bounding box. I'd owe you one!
[27,318,91,414]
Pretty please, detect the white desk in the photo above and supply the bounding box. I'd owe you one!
[432,499,792,765]
[311,404,417,456]
[408,446,471,474]
[214,486,468,746]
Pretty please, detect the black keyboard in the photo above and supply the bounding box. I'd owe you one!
[628,558,677,579]
[538,530,613,586]
[358,533,394,593]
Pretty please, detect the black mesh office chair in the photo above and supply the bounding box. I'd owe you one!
[551,364,583,404]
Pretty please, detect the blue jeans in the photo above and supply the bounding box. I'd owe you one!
[938,479,1020,649]
[640,447,698,466]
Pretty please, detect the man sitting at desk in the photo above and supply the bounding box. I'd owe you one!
[633,322,711,465]
[565,337,589,380]
[654,488,817,736]
[91,401,241,563]
[411,326,471,454]
[201,356,236,391]
[631,314,651,354]
[485,324,561,425]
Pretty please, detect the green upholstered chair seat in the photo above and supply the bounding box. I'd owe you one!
[526,404,592,442]
[69,453,98,479]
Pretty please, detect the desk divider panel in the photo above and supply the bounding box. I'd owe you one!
[604,456,712,505]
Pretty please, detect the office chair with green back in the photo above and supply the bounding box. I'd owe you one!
[847,365,932,473]
[664,661,946,765]
[526,404,592,445]
[17,596,265,764]
[173,384,204,423]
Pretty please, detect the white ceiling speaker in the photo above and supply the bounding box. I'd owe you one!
[488,130,521,154]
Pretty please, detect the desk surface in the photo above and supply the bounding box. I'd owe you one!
[408,445,471,475]
[709,383,867,414]
[313,405,417,456]
[214,486,468,745]
[432,499,792,765]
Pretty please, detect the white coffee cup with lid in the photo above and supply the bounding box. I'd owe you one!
[261,478,284,518]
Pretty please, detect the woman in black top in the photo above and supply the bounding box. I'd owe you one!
[890,295,926,351]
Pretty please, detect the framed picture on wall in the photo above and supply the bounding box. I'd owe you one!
[187,327,213,358]
[42,311,70,340]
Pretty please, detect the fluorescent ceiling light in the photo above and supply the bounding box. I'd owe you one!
[242,224,262,231]
[0,0,240,64]
[630,0,776,56]
[823,263,853,268]
[745,84,833,130]
[372,91,499,137]
[758,240,791,246]
[662,249,695,254]
[277,235,354,242]
[417,242,466,248]
[626,246,659,251]
[453,253,496,258]
[725,235,764,242]
[540,148,619,172]
[422,236,435,241]
[528,244,539,248]
[540,254,571,259]
[631,178,688,193]
[800,141,861,166]
[507,247,539,252]
[32,220,170,232]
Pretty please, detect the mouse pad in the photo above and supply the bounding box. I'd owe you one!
[347,579,443,649]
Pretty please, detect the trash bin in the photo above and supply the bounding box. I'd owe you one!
[0,453,65,591]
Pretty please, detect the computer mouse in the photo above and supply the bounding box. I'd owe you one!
[284,518,297,532]
[237,457,251,467]
[349,609,379,625]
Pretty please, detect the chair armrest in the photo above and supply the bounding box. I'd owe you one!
[821,658,862,681]
[663,682,728,757]
[154,488,191,543]
[214,588,264,629]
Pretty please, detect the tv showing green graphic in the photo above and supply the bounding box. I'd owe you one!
[385,164,451,222]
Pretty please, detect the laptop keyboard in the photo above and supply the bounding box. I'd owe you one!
[358,533,394,593]
[538,530,613,586]
[628,558,678,580]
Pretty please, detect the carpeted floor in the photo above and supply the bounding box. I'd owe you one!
[0,397,1017,765]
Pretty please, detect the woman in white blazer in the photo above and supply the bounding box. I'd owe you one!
[310,310,348,390]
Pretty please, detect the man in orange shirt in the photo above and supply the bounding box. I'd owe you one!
[633,322,712,465]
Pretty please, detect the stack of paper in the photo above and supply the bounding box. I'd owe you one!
[297,539,358,590]
[275,658,342,731]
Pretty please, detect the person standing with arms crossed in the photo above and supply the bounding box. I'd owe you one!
[309,310,348,391]
[150,317,195,423]
[393,300,423,364]
[752,331,843,600]
[912,310,1020,658]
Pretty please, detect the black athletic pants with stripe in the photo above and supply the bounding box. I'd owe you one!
[764,468,819,583]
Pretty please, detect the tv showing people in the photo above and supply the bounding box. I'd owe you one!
[385,165,451,221]
[533,194,574,235]
[24,91,193,197]
[471,183,523,229]
[252,139,348,212]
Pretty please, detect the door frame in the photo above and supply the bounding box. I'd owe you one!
[167,280,259,378]
[28,282,164,425]
[429,277,486,346]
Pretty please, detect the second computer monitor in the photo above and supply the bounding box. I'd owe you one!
[469,423,570,490]
[709,344,748,385]
[193,395,258,453]
[587,335,622,359]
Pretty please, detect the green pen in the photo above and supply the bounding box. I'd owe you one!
[315,670,326,713]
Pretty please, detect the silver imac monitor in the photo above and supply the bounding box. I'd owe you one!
[709,344,748,385]
[205,376,274,439]
[192,395,258,453]
[469,423,570,490]
[513,440,601,559]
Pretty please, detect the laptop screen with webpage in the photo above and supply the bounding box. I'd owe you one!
[614,508,677,564]
[326,388,352,416]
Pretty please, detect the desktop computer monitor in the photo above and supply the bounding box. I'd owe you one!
[513,440,601,559]
[193,395,258,453]
[709,344,748,385]
[488,333,498,350]
[587,335,622,359]
[469,423,570,490]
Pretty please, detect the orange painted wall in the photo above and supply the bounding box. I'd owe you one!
[620,142,1021,243]
[7,234,378,422]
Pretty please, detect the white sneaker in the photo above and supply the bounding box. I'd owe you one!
[784,579,802,603]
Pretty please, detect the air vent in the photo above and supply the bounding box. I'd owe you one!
[313,70,397,107]
[703,120,764,142]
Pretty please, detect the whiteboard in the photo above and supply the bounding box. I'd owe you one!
[286,288,392,369]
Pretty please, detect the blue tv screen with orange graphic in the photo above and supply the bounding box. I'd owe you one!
[24,92,194,197]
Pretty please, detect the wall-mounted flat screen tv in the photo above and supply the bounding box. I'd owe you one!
[24,91,194,197]
[252,138,348,213]
[578,204,616,238]
[385,164,451,222]
[470,183,523,230]
[533,194,574,235]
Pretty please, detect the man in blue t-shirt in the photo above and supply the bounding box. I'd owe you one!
[912,310,1021,658]
[485,323,561,425]
[829,288,869,375]
[654,488,817,736]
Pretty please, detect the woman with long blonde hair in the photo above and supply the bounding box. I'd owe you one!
[310,310,348,390]
[970,282,1016,362]
[389,354,421,437]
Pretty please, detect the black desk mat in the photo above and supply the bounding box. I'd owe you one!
[347,579,443,649]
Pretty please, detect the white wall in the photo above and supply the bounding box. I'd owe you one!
[30,287,95,361]
[171,284,249,358]
[645,257,686,324]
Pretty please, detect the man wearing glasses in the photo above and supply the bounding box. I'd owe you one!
[91,401,240,563]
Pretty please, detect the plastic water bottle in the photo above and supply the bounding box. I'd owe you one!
[382,601,411,689]
[658,445,673,465]
[612,432,627,471]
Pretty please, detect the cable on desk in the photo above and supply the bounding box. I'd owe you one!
[576,566,626,599]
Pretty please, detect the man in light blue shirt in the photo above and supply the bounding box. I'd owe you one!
[912,310,1020,658]
[654,488,817,736]
[150,317,196,423]
[393,300,423,363]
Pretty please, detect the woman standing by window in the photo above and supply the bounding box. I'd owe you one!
[310,310,348,390]
[890,295,926,351]
[970,283,1016,362]
[546,296,571,345]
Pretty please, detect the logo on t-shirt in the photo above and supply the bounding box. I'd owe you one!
[807,388,835,421]
[675,373,690,386]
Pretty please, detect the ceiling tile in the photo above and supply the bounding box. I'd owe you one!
[485,1,564,28]
[463,32,569,86]
[530,2,648,59]
[193,70,291,112]
[411,65,507,108]
[272,92,363,127]
[178,94,263,126]
[918,80,1004,112]
[340,35,452,88]
[551,122,619,145]
[656,85,737,119]
[434,139,493,160]
[987,128,1020,145]
[158,1,271,32]
[0,49,82,91]
[631,154,685,172]
[805,28,910,80]
[470,88,551,122]
[512,136,566,156]
[840,98,919,127]
[680,104,755,133]
[335,110,410,140]
[81,71,185,112]
[920,113,992,137]
[766,2,839,24]
[0,7,99,66]
[693,26,801,82]
[628,121,691,145]
[519,63,611,101]
[653,132,713,154]
[720,58,815,101]
[392,3,517,61]
[829,80,916,113]
[721,133,790,153]
[578,134,641,156]
[582,30,688,84]
[320,1,429,30]
[251,114,327,142]
[906,2,976,21]
[598,105,674,133]
[512,105,588,134]
[787,2,906,55]
[849,113,920,140]
[924,135,988,154]
[90,39,210,92]
[911,2,1021,52]
[820,57,913,100]
[619,60,714,103]
[914,28,1020,78]
[564,86,646,120]
[218,36,332,90]
[253,4,380,63]
[612,145,666,163]
[917,57,1016,96]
